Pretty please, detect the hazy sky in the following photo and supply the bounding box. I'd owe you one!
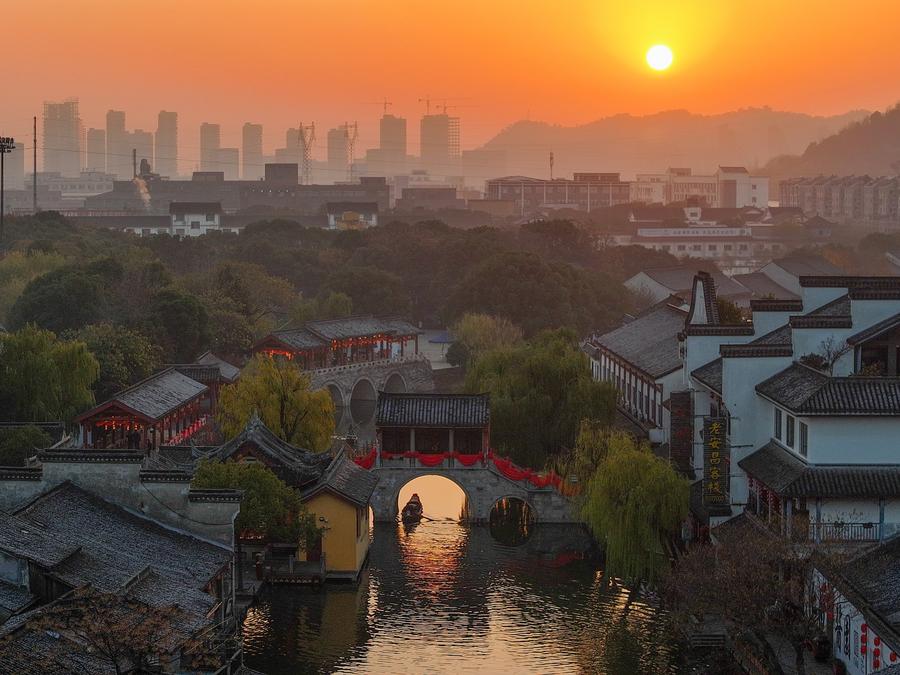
[3,0,899,162]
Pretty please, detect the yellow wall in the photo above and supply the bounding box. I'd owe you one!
[302,491,369,576]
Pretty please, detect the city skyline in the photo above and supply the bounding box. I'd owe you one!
[3,0,900,158]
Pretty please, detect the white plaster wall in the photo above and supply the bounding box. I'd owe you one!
[807,417,900,464]
[721,356,793,505]
[800,286,848,314]
[751,310,793,338]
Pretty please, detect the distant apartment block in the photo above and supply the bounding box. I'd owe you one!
[84,128,106,172]
[630,167,768,208]
[242,123,264,180]
[779,175,900,228]
[155,111,178,177]
[485,172,631,215]
[420,113,460,174]
[199,122,221,172]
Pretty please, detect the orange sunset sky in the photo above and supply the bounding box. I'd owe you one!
[2,0,900,159]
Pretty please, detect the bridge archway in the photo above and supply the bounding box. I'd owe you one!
[325,383,344,409]
[372,473,472,523]
[349,378,377,425]
[398,474,469,522]
[383,372,407,394]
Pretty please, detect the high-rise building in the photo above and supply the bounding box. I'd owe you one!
[216,148,240,180]
[327,124,352,180]
[6,142,25,191]
[242,123,263,180]
[200,123,221,172]
[366,113,407,176]
[42,99,82,176]
[155,111,178,177]
[130,130,154,176]
[106,110,128,179]
[84,129,106,172]
[420,113,460,175]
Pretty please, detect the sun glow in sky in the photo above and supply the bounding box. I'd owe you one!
[646,45,673,71]
[2,0,900,152]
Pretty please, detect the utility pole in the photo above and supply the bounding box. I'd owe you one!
[0,136,15,248]
[299,122,315,185]
[345,122,359,182]
[549,151,554,180]
[32,116,37,214]
[132,148,137,178]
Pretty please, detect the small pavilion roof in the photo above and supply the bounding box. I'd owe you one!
[75,369,208,424]
[214,413,332,488]
[376,392,490,428]
[305,315,419,342]
[300,453,378,508]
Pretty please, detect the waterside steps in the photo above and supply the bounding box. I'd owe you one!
[261,555,326,585]
[687,615,728,649]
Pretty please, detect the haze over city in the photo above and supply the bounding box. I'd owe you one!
[4,2,900,674]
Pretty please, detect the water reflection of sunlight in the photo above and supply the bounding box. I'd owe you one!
[397,475,467,520]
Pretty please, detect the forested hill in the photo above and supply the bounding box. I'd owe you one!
[478,107,867,178]
[766,104,900,178]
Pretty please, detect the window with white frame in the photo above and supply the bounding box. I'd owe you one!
[774,408,782,440]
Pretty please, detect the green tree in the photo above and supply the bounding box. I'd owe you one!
[217,355,335,452]
[7,267,109,333]
[581,431,690,583]
[716,297,745,325]
[450,313,523,367]
[193,460,317,543]
[290,291,354,326]
[322,266,411,315]
[465,329,616,466]
[147,289,211,362]
[0,326,99,422]
[0,425,51,466]
[69,323,163,401]
[0,250,66,324]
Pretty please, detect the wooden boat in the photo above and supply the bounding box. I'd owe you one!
[401,493,423,524]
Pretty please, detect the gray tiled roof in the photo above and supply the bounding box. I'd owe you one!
[847,312,900,346]
[0,512,78,568]
[376,392,490,428]
[733,272,798,300]
[750,323,793,346]
[806,294,851,317]
[739,441,900,497]
[85,368,208,422]
[303,455,379,508]
[0,581,33,615]
[772,254,843,277]
[269,328,326,351]
[637,266,749,299]
[306,315,419,341]
[193,351,240,381]
[692,358,723,393]
[10,483,230,617]
[837,536,900,643]
[589,302,687,378]
[757,363,900,415]
[215,414,333,488]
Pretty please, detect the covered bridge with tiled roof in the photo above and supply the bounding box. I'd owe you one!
[253,315,420,370]
[75,368,209,451]
[376,392,491,455]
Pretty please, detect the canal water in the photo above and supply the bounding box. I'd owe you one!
[241,478,680,674]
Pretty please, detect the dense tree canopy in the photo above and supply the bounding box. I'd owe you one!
[193,460,317,544]
[0,326,99,422]
[68,323,162,401]
[0,425,52,466]
[465,329,616,466]
[217,355,334,452]
[447,313,523,368]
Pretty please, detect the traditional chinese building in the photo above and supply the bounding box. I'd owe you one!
[75,368,210,450]
[253,315,420,370]
[375,392,490,458]
[211,415,378,581]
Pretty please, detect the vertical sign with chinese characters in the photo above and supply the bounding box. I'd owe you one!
[669,391,693,472]
[702,416,729,505]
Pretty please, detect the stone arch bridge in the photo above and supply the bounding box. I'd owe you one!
[308,355,434,409]
[368,457,578,524]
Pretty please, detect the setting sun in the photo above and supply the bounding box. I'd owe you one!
[646,44,673,71]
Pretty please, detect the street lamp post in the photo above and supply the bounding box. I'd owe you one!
[0,137,15,248]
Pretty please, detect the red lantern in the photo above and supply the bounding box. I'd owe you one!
[891,651,897,662]
[874,660,881,669]
[863,623,869,632]
[827,611,834,620]
[861,645,867,654]
[875,637,881,646]
[874,648,881,657]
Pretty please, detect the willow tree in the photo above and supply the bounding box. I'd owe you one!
[581,431,690,583]
[0,325,99,422]
[216,355,334,451]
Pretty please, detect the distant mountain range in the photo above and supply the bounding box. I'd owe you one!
[473,107,869,180]
[765,104,900,178]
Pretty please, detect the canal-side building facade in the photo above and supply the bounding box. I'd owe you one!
[584,299,687,445]
[676,273,900,546]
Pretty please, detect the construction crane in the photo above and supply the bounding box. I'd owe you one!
[363,99,393,115]
[298,122,315,185]
[418,96,433,115]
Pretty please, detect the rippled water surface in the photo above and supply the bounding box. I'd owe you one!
[242,520,680,674]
